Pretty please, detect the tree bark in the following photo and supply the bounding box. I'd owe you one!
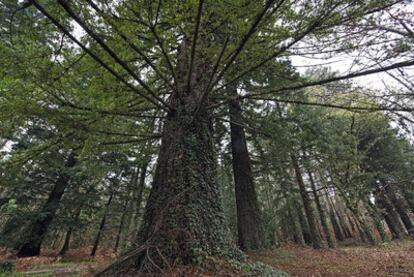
[98,108,235,274]
[17,152,76,257]
[365,199,388,242]
[132,160,149,236]
[114,201,129,253]
[282,185,305,245]
[59,208,81,256]
[291,154,323,248]
[228,87,264,250]
[123,166,140,245]
[96,38,237,275]
[297,205,313,245]
[385,186,414,236]
[307,169,335,248]
[91,192,113,257]
[375,190,407,239]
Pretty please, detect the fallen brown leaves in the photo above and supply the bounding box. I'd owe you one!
[248,240,414,277]
[0,247,117,271]
[2,241,413,276]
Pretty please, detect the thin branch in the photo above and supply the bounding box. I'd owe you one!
[100,136,161,146]
[215,16,323,93]
[56,0,172,111]
[250,97,414,113]
[209,0,277,91]
[150,25,179,91]
[209,58,414,109]
[87,0,175,92]
[193,37,229,116]
[30,0,168,112]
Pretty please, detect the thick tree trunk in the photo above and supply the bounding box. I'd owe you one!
[96,38,237,275]
[291,154,323,249]
[91,193,113,257]
[98,107,235,275]
[17,152,76,257]
[228,88,264,250]
[137,110,233,258]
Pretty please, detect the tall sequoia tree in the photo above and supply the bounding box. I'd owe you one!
[2,0,414,274]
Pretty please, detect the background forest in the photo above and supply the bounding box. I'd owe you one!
[1,0,414,276]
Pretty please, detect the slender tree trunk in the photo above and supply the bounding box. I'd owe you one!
[51,231,62,249]
[59,226,73,256]
[59,208,81,256]
[123,166,141,248]
[17,152,76,257]
[132,160,148,237]
[329,209,345,241]
[307,169,335,248]
[345,204,376,244]
[375,191,406,239]
[330,196,352,239]
[114,201,129,253]
[365,199,388,242]
[282,188,305,245]
[385,187,414,236]
[346,212,359,239]
[357,213,377,244]
[323,187,346,242]
[291,154,323,249]
[401,186,414,213]
[91,193,113,257]
[228,86,263,250]
[296,205,313,245]
[291,208,306,245]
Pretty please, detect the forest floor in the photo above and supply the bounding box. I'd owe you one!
[250,239,414,277]
[1,240,413,276]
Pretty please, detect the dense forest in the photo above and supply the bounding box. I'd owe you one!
[1,0,414,276]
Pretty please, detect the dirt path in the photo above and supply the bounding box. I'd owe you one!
[249,240,414,277]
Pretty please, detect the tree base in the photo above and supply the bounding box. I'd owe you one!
[16,242,40,258]
[94,249,288,277]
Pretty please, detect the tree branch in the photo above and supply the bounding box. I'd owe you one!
[30,0,169,112]
[56,0,172,111]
